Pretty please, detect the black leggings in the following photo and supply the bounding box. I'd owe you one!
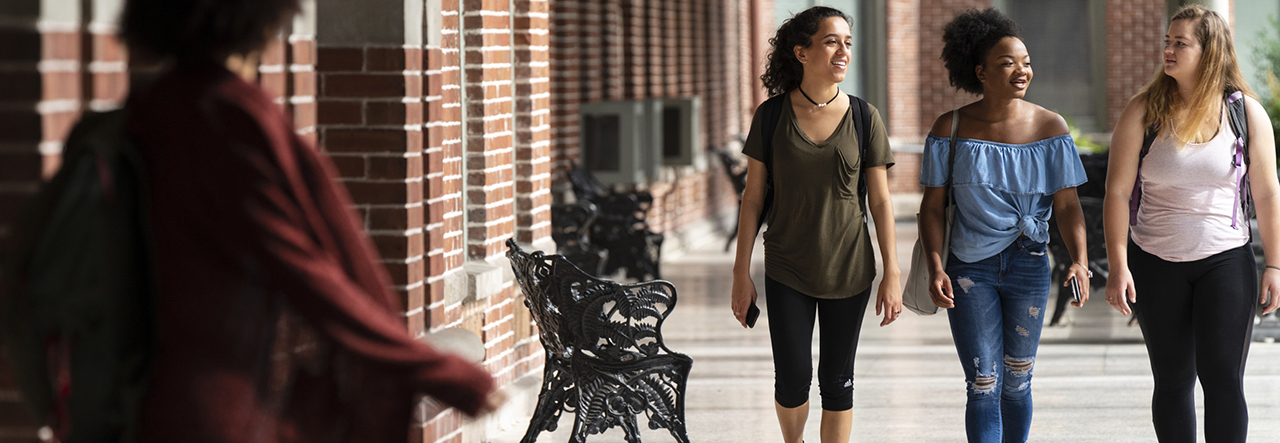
[1129,241,1257,443]
[765,276,871,411]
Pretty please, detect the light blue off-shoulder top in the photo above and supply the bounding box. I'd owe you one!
[920,134,1088,263]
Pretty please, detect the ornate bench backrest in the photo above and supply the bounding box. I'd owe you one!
[507,239,612,360]
[506,239,679,362]
[577,279,679,362]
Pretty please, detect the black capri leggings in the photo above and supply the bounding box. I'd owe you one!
[765,276,871,411]
[1129,241,1257,443]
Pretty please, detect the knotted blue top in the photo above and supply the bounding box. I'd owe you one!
[920,133,1088,263]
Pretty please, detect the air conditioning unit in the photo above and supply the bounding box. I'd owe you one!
[579,100,663,184]
[578,97,704,183]
[661,97,704,170]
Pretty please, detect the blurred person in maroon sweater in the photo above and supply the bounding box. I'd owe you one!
[117,1,502,442]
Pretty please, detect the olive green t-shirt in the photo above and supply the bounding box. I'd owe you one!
[742,94,894,299]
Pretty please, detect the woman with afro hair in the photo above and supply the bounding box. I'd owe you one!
[730,6,901,443]
[1104,5,1280,441]
[918,8,1090,442]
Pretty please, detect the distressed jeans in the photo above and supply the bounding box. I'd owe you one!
[946,236,1050,443]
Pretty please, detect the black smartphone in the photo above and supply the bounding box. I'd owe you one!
[745,302,760,328]
[1069,276,1082,305]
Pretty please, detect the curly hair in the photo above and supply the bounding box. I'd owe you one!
[761,6,850,97]
[121,0,300,64]
[940,8,1021,95]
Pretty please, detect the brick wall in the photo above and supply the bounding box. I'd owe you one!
[289,33,319,145]
[315,43,429,334]
[919,0,991,133]
[886,0,921,138]
[425,2,464,337]
[510,0,551,389]
[1107,0,1166,129]
[549,0,581,176]
[546,0,757,238]
[514,0,553,246]
[887,150,923,194]
[423,1,471,439]
[462,0,515,261]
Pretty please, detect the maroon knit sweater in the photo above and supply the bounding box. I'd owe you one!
[126,63,493,443]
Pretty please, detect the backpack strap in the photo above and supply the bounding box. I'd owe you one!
[756,94,786,230]
[850,94,872,222]
[1128,126,1158,226]
[1225,89,1250,231]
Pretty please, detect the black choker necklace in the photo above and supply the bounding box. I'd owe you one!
[799,87,839,107]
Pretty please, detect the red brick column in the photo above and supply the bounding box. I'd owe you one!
[647,1,666,97]
[511,0,552,383]
[603,0,624,100]
[425,4,465,331]
[513,0,552,246]
[85,23,127,112]
[288,33,318,144]
[1107,0,1166,128]
[621,0,647,99]
[750,0,774,106]
[677,1,694,97]
[550,0,582,174]
[315,44,428,334]
[581,1,604,103]
[259,35,289,108]
[461,0,522,396]
[664,2,680,96]
[421,1,471,440]
[887,0,922,137]
[462,0,515,261]
[738,0,757,129]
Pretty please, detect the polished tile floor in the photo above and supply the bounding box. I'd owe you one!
[490,221,1280,442]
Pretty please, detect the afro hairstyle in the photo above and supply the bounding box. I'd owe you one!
[940,8,1022,95]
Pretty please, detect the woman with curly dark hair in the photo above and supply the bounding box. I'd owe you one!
[1104,5,1280,441]
[918,8,1090,442]
[730,6,901,443]
[117,1,502,442]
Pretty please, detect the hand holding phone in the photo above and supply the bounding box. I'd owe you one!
[745,302,760,328]
[1069,276,1082,305]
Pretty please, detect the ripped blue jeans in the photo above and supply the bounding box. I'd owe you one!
[946,236,1050,443]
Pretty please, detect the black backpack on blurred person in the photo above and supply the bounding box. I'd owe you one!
[0,109,156,443]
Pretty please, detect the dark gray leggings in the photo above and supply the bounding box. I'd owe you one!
[1129,241,1257,443]
[765,276,871,411]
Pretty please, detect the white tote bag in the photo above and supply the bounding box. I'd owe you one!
[902,111,959,316]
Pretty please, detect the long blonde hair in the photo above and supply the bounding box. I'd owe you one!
[1136,4,1255,143]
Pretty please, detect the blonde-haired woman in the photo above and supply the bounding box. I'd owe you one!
[1104,5,1280,441]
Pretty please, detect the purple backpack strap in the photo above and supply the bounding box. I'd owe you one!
[1228,91,1245,229]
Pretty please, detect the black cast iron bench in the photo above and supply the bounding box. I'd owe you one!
[563,164,664,281]
[506,239,692,443]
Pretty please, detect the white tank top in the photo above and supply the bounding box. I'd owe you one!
[1131,110,1249,262]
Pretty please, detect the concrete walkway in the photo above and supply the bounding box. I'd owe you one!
[489,220,1280,442]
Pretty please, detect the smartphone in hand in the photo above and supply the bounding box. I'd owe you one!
[1069,276,1082,305]
[745,302,760,328]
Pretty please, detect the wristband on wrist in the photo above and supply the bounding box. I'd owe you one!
[1266,265,1280,272]
[1072,261,1094,278]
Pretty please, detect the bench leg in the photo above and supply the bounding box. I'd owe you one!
[520,354,574,443]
